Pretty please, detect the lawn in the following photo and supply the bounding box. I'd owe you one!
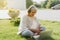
[0,20,60,40]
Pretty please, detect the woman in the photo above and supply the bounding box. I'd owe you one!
[17,5,45,39]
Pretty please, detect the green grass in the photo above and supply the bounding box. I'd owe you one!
[0,20,60,40]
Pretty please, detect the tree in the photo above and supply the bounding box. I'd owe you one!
[46,0,52,8]
[51,0,60,7]
[40,0,48,8]
[40,0,60,8]
[0,0,7,9]
[26,0,33,9]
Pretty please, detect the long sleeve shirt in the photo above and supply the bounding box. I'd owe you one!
[17,15,40,35]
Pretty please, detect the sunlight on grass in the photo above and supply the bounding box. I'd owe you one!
[0,20,60,40]
[40,20,60,40]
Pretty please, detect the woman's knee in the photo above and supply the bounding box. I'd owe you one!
[21,29,34,36]
[40,26,46,31]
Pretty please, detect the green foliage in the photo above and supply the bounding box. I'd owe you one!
[8,8,20,18]
[34,4,41,8]
[46,0,52,8]
[26,0,33,9]
[0,0,7,9]
[41,0,60,8]
[10,18,20,26]
[51,0,60,7]
[41,0,48,8]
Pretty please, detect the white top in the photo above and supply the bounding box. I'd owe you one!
[17,15,40,35]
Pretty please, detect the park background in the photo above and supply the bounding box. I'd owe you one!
[0,0,60,40]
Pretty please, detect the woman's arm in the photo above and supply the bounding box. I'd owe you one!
[29,17,42,33]
[29,27,41,33]
[20,16,29,30]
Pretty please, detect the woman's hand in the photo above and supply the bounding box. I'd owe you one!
[29,28,40,33]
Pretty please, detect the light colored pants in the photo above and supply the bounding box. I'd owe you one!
[21,27,46,37]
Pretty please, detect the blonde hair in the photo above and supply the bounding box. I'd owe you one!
[27,5,37,13]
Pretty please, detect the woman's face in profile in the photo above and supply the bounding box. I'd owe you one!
[29,8,37,17]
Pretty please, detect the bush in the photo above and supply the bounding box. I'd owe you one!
[8,8,20,18]
[10,18,20,26]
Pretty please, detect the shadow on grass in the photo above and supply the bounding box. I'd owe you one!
[20,36,35,40]
[25,31,54,40]
[19,30,54,40]
[38,31,54,40]
[39,36,54,40]
[25,36,54,40]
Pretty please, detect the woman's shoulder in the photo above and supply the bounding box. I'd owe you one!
[23,15,28,18]
[22,15,28,19]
